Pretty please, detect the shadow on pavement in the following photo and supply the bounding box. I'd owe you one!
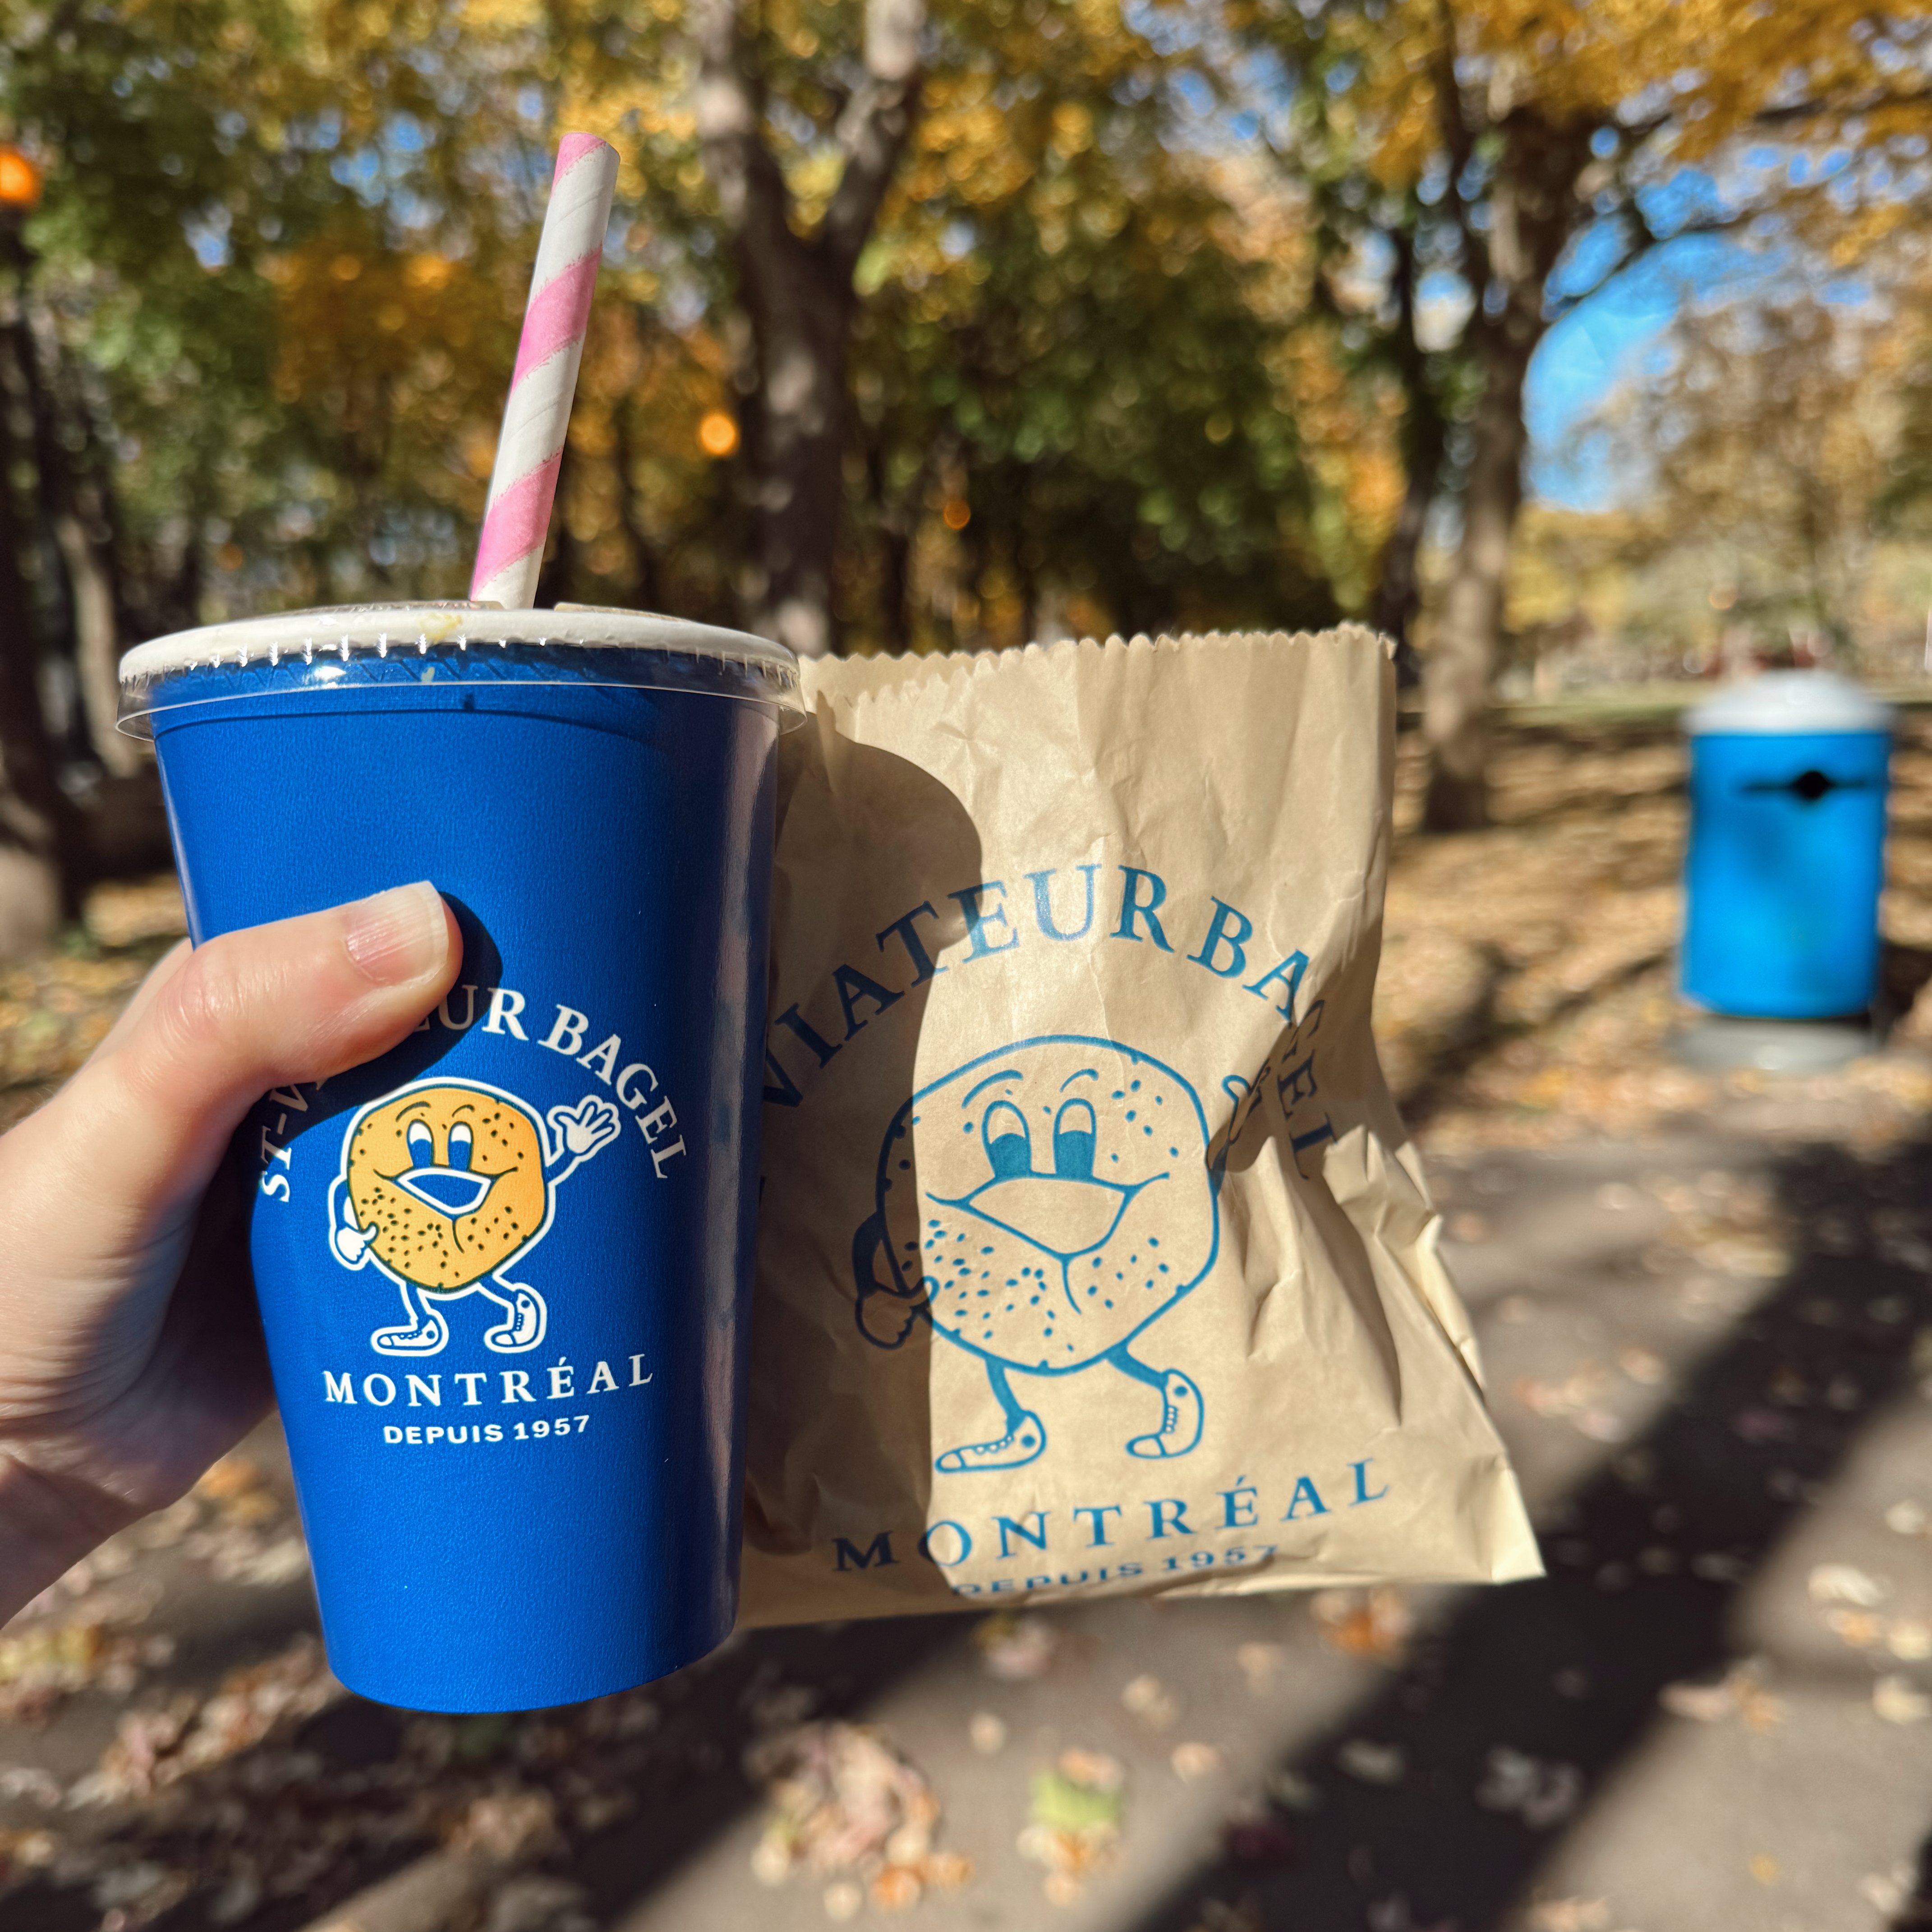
[1132,1134,1932,1932]
[1,1605,966,1932]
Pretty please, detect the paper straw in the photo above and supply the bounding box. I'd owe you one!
[469,133,620,609]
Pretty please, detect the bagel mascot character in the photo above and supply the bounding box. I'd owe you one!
[327,1079,621,1357]
[852,1037,1220,1471]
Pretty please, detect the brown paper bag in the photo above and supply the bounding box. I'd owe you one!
[739,629,1538,1626]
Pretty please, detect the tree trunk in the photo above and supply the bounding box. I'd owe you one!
[735,263,850,657]
[1421,110,1592,831]
[611,397,666,614]
[1368,222,1440,678]
[1419,316,1528,827]
[695,0,924,659]
[2,233,139,778]
[864,429,917,652]
[51,509,138,777]
[0,387,78,954]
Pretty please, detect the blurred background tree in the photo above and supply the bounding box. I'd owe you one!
[3,0,1932,948]
[1236,0,1932,827]
[1591,294,1899,666]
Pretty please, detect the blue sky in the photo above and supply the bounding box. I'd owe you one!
[1527,231,1754,509]
[1527,151,1853,508]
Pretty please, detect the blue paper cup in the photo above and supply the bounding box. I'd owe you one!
[118,603,802,1712]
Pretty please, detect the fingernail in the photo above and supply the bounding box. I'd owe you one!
[344,882,449,986]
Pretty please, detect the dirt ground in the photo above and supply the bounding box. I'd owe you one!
[4,708,1932,1932]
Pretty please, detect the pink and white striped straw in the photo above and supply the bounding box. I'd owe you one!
[469,133,620,609]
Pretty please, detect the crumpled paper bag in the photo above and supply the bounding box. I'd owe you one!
[738,629,1538,1624]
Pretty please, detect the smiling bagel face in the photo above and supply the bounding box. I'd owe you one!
[874,1037,1218,1372]
[345,1084,549,1293]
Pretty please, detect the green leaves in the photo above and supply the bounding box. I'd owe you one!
[0,0,1387,657]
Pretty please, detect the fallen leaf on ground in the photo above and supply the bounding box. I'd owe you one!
[745,1722,968,1900]
[1234,1642,1285,1691]
[1366,1892,1459,1932]
[1121,1674,1178,1728]
[1874,1675,1932,1724]
[1618,1347,1667,1385]
[1860,1864,1916,1917]
[968,1712,1007,1755]
[1310,1588,1412,1662]
[67,1635,340,1805]
[1335,1739,1405,1786]
[1526,1900,1611,1932]
[974,1612,1058,1681]
[1658,1659,1784,1731]
[1808,1564,1888,1607]
[1019,1750,1124,1904]
[1473,1748,1583,1828]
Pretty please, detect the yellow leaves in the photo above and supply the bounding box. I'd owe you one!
[907,87,1032,211]
[454,0,546,30]
[265,233,512,495]
[462,426,498,480]
[1829,203,1909,271]
[1073,0,1125,37]
[785,149,846,234]
[1050,103,1094,159]
[1329,0,1932,184]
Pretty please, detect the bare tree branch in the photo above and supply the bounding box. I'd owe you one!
[1430,0,1489,285]
[1750,87,1932,128]
[690,0,927,656]
[822,0,926,279]
[692,0,792,269]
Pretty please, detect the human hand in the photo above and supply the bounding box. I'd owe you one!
[0,883,460,1624]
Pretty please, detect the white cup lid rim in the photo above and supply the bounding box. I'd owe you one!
[118,601,800,687]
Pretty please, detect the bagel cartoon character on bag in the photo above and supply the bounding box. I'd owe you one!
[853,1037,1220,1470]
[328,1078,621,1357]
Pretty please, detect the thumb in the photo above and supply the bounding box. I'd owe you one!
[42,882,460,1236]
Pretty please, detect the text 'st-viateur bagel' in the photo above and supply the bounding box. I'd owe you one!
[346,1085,550,1292]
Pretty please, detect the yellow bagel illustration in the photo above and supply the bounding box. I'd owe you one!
[329,1077,621,1358]
[347,1085,550,1292]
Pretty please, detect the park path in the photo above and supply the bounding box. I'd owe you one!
[4,711,1932,1931]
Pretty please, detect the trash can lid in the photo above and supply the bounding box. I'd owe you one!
[1685,670,1895,737]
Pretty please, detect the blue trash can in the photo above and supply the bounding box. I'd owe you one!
[1681,671,1894,1019]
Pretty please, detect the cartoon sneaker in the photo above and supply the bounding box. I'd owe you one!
[1126,1369,1203,1459]
[370,1304,450,1356]
[935,1412,1048,1473]
[484,1285,547,1354]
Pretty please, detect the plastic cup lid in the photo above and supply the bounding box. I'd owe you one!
[1684,670,1895,736]
[116,601,805,734]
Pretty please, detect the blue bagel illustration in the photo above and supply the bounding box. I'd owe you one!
[856,1035,1219,1371]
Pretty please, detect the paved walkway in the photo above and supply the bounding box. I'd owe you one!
[6,1093,1932,1932]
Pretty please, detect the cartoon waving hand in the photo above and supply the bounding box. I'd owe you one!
[547,1096,622,1182]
